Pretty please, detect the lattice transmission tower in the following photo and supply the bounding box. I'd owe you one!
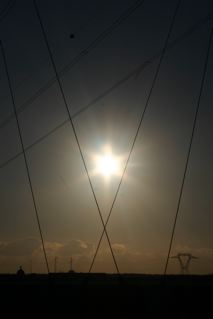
[171,253,198,274]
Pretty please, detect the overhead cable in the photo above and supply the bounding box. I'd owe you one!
[164,28,213,275]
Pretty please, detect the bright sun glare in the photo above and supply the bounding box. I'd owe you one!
[97,154,118,177]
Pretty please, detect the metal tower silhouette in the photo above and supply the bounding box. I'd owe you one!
[171,253,198,274]
[69,257,75,273]
[54,256,58,273]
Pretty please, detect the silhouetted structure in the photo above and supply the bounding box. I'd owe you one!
[29,259,32,274]
[171,253,198,274]
[16,266,25,276]
[69,256,75,274]
[54,257,58,273]
[70,257,73,272]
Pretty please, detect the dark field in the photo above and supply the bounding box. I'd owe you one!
[0,273,213,318]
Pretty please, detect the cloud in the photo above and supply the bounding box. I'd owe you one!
[1,237,213,274]
[0,238,40,257]
[173,244,213,259]
[0,237,94,259]
[57,239,94,257]
[0,238,95,272]
[112,243,127,255]
[30,238,94,263]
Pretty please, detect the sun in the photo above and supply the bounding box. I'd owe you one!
[90,145,122,180]
[97,154,118,177]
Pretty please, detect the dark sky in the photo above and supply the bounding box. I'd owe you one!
[0,0,213,274]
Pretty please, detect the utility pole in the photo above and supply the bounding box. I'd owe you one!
[29,259,32,274]
[54,256,58,273]
[70,257,73,272]
[69,256,75,273]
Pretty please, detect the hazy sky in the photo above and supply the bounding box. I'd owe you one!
[0,0,213,274]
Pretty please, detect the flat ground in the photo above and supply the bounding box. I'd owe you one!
[0,273,212,318]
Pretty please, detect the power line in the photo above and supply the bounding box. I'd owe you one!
[0,119,69,170]
[0,40,50,274]
[0,0,145,128]
[0,0,16,23]
[32,0,120,274]
[164,29,213,275]
[59,0,146,74]
[0,11,212,172]
[0,9,212,135]
[88,0,182,273]
[0,2,211,276]
[0,0,117,104]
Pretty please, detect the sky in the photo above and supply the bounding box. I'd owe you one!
[0,0,213,274]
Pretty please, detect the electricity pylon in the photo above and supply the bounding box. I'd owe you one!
[171,253,198,274]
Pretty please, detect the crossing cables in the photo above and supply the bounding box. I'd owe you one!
[164,28,213,275]
[32,0,120,274]
[0,11,212,172]
[0,0,16,23]
[0,9,212,135]
[0,40,50,274]
[88,0,182,273]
